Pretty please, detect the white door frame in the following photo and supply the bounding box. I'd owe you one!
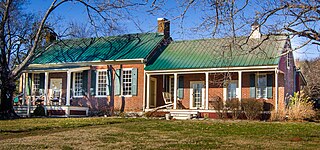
[50,78,63,105]
[149,77,157,107]
[190,81,205,109]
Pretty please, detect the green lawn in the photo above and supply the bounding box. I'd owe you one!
[0,118,319,149]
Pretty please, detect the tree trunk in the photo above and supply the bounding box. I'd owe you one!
[0,74,19,119]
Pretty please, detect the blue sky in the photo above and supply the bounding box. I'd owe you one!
[27,0,319,60]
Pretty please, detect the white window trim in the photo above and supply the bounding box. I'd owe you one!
[73,71,83,98]
[223,80,238,102]
[96,69,109,97]
[32,73,40,96]
[256,73,268,99]
[120,68,133,97]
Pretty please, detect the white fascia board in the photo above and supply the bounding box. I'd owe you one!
[28,59,145,69]
[145,65,278,74]
[24,66,91,73]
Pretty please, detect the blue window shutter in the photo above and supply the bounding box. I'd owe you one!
[90,70,96,96]
[39,73,45,89]
[115,69,121,96]
[26,73,32,96]
[178,76,184,99]
[131,68,138,96]
[267,74,273,98]
[107,69,112,96]
[82,71,88,96]
[250,74,256,98]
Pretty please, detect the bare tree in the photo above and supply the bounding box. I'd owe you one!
[298,57,320,98]
[0,0,148,119]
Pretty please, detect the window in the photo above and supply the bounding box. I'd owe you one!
[122,69,132,95]
[227,81,237,100]
[73,72,83,97]
[257,74,267,98]
[33,73,40,95]
[97,70,108,96]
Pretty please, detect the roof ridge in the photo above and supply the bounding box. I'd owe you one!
[55,32,160,43]
[171,34,287,43]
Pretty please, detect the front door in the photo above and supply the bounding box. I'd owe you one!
[190,81,204,109]
[50,78,62,105]
[149,77,157,107]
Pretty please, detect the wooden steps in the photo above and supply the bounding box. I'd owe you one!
[170,111,199,120]
[13,106,37,117]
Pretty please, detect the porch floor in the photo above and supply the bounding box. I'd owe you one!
[14,105,89,117]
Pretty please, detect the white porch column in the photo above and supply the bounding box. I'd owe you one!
[44,72,49,106]
[173,73,178,109]
[238,71,242,102]
[26,72,30,117]
[205,72,209,110]
[146,74,150,109]
[275,68,279,112]
[22,73,26,105]
[66,71,71,106]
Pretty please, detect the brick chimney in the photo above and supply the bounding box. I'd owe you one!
[45,31,57,43]
[157,18,170,39]
[249,20,261,39]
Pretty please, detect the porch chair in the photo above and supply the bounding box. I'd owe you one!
[50,91,60,105]
[162,92,172,104]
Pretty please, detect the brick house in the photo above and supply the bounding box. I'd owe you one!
[17,18,171,116]
[16,18,306,117]
[144,21,306,118]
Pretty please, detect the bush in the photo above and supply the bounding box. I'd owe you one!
[210,96,225,119]
[270,106,287,121]
[225,98,241,119]
[33,105,45,116]
[242,98,263,120]
[287,92,316,121]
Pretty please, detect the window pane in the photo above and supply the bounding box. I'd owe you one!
[122,70,132,96]
[257,75,267,98]
[227,82,237,100]
[97,71,108,96]
[33,74,40,95]
[74,72,83,96]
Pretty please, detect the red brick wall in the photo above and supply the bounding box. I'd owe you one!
[152,72,281,111]
[71,64,145,112]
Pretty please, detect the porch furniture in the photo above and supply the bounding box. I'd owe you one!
[35,96,44,105]
[50,91,61,105]
[162,92,184,109]
[162,92,172,104]
[13,93,24,105]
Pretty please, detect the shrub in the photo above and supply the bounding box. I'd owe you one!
[210,96,225,119]
[33,105,45,116]
[225,98,241,119]
[242,98,263,120]
[270,106,287,121]
[287,92,316,121]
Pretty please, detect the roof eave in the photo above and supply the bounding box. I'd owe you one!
[145,65,278,74]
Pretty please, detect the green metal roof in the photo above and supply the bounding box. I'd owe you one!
[145,35,287,71]
[32,33,164,64]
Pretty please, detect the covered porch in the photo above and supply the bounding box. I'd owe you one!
[145,66,283,118]
[15,66,90,117]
